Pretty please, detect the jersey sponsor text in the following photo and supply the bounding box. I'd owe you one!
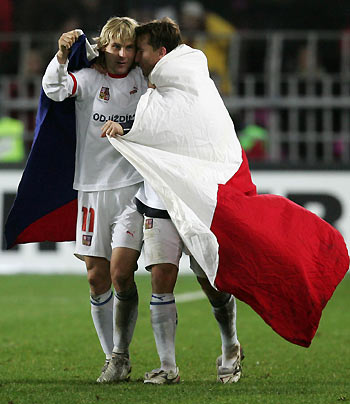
[93,112,135,123]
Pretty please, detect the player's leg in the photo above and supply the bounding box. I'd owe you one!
[85,256,114,380]
[98,246,140,383]
[75,191,115,381]
[99,187,143,383]
[191,259,242,383]
[111,246,140,355]
[149,263,178,371]
[143,217,181,385]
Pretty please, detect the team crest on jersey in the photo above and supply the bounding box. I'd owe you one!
[99,87,110,101]
[145,218,153,230]
[82,235,92,246]
[130,86,138,95]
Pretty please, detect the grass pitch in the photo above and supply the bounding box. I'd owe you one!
[0,273,349,404]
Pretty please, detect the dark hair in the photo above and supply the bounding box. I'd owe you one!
[135,17,182,53]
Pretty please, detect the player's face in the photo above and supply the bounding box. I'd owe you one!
[104,38,136,75]
[136,35,164,77]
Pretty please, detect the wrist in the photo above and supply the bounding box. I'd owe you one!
[56,50,68,64]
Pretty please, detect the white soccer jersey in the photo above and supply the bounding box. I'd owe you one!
[136,181,166,210]
[42,56,147,191]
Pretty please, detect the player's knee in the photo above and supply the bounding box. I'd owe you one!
[110,258,135,279]
[87,271,111,294]
[110,248,139,289]
[151,264,178,293]
[85,258,111,293]
[110,263,135,291]
[111,267,132,284]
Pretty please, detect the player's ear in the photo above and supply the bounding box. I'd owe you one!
[159,46,167,58]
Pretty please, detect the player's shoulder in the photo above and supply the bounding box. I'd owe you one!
[71,66,100,78]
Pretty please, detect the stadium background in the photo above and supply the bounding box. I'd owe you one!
[0,0,349,273]
[1,3,349,404]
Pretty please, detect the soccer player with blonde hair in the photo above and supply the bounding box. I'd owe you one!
[42,16,147,382]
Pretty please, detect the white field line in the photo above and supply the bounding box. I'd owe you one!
[175,290,206,303]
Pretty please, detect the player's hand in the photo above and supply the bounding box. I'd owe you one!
[57,30,79,64]
[101,121,124,138]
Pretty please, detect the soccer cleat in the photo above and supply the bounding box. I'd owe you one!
[216,346,244,384]
[96,359,110,383]
[98,353,131,383]
[144,367,180,384]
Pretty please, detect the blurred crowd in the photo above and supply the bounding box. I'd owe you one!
[1,0,349,164]
[2,0,350,33]
[1,0,350,78]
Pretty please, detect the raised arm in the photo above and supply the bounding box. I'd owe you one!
[42,30,80,102]
[57,30,80,64]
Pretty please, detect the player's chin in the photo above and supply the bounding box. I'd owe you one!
[115,63,131,75]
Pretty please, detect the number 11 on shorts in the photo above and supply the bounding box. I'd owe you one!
[82,206,95,232]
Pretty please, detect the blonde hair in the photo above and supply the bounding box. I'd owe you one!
[94,16,138,50]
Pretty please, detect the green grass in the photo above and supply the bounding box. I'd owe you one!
[0,273,349,404]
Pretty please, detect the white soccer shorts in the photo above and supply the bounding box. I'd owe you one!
[143,216,206,278]
[75,184,143,261]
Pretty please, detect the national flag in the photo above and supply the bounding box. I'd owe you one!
[4,31,98,248]
[108,44,349,347]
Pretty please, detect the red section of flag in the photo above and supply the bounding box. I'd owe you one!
[15,199,77,244]
[212,159,349,347]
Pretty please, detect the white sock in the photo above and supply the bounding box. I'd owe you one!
[212,295,239,368]
[90,290,114,360]
[113,284,138,355]
[150,293,177,372]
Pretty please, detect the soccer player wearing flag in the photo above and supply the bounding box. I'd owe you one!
[103,18,249,384]
[106,15,349,371]
[134,20,246,385]
[42,18,147,382]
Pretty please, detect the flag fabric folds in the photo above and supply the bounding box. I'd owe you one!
[5,33,97,248]
[108,44,349,347]
[212,174,349,347]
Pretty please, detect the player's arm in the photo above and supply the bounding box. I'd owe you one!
[42,30,80,102]
[57,30,80,64]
